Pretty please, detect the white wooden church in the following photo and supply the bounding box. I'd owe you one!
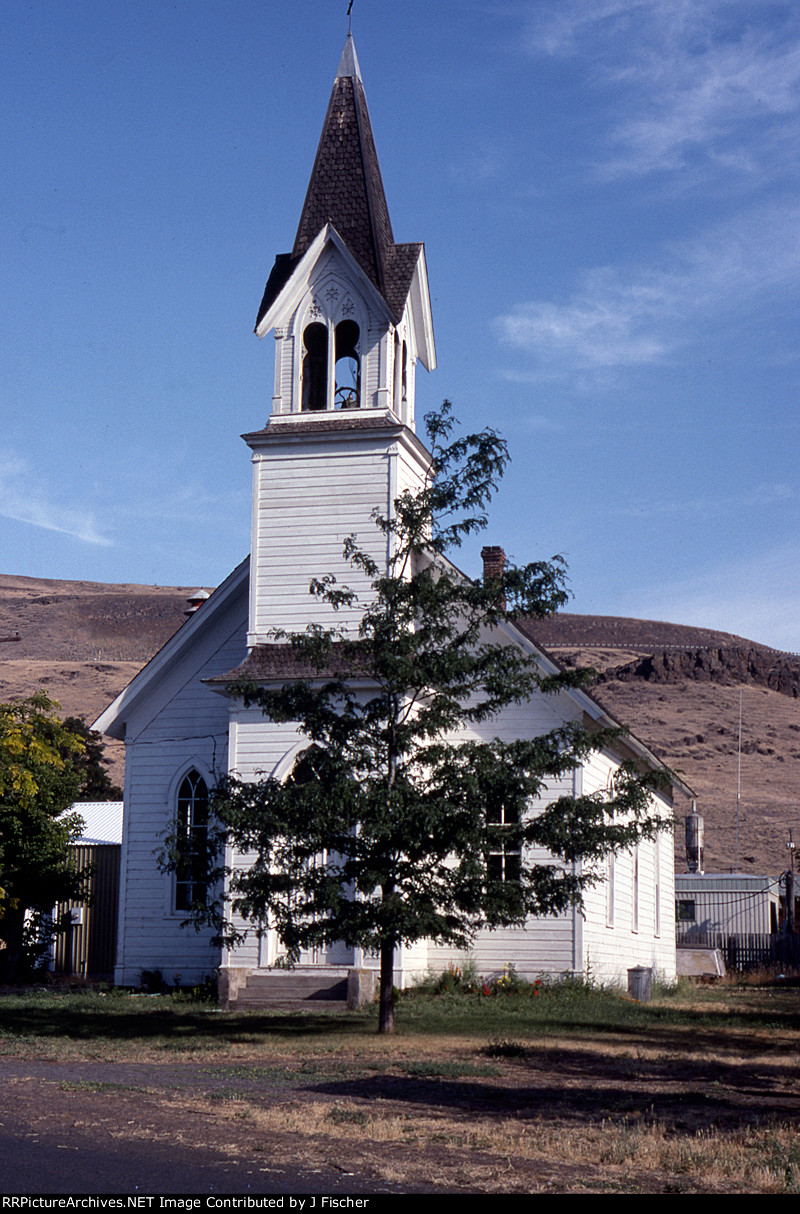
[95,36,681,999]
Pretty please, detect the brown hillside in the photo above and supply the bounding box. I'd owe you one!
[0,573,196,662]
[523,616,800,877]
[0,574,204,788]
[1,581,797,877]
[527,612,777,653]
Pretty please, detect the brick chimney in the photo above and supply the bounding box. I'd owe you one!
[481,545,506,609]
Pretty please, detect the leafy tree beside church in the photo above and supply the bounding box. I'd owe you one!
[61,716,123,802]
[0,694,92,981]
[165,404,672,1032]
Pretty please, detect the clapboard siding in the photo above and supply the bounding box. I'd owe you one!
[114,582,249,986]
[578,748,677,984]
[426,917,576,982]
[251,445,390,637]
[249,427,432,642]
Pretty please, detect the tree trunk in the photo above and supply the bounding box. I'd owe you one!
[378,937,396,1033]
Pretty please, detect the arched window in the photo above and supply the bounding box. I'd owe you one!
[299,315,361,412]
[301,322,328,412]
[334,320,360,409]
[392,334,408,416]
[606,853,615,928]
[290,745,323,785]
[174,769,209,911]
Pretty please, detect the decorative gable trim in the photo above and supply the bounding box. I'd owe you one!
[255,224,395,340]
[92,557,250,740]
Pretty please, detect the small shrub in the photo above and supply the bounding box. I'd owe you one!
[485,1038,527,1058]
[173,973,218,1004]
[481,964,541,997]
[327,1106,369,1126]
[138,968,166,994]
[411,962,480,997]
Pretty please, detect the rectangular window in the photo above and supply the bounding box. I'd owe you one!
[606,853,615,927]
[654,835,661,937]
[631,845,640,933]
[676,899,696,922]
[486,801,521,885]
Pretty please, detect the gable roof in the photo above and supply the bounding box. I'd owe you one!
[255,34,425,328]
[92,557,249,741]
[203,547,692,801]
[70,801,124,846]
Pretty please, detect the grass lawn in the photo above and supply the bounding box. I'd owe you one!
[1,976,799,1192]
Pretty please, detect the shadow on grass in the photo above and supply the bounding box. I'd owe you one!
[299,1035,800,1131]
[1,985,800,1048]
[0,995,373,1044]
[304,1071,767,1129]
[392,987,800,1039]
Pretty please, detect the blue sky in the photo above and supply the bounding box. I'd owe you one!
[3,1,799,649]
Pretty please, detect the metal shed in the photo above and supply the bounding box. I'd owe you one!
[53,801,123,981]
[675,873,781,940]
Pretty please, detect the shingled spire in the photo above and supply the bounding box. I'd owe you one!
[291,33,394,294]
[255,34,425,330]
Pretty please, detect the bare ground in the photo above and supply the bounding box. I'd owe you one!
[3,1003,800,1193]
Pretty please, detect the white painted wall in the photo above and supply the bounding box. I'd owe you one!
[579,748,677,985]
[247,425,431,645]
[113,582,249,986]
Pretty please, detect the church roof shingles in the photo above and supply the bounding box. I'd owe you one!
[255,37,423,330]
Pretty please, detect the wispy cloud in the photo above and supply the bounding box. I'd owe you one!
[452,137,511,184]
[616,543,800,651]
[0,453,112,546]
[523,0,800,182]
[120,481,249,528]
[612,483,794,522]
[494,200,800,371]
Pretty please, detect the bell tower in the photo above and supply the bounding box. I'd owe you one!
[244,35,436,647]
[253,34,435,427]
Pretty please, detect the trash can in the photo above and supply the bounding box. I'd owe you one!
[627,966,653,1002]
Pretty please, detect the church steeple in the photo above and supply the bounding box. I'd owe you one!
[244,37,437,645]
[290,32,395,303]
[253,36,435,425]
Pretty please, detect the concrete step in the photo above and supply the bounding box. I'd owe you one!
[234,968,349,1007]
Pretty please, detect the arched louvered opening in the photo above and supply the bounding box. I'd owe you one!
[301,322,328,411]
[334,320,360,409]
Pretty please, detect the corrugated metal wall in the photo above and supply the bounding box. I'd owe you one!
[675,877,780,936]
[54,844,120,979]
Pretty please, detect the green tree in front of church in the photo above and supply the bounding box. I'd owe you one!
[163,403,672,1032]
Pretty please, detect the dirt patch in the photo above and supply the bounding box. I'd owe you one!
[3,1025,800,1193]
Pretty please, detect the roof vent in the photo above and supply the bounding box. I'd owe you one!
[185,589,211,616]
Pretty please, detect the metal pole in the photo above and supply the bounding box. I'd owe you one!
[787,832,796,935]
[735,688,742,871]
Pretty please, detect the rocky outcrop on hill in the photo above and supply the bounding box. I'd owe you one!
[599,646,800,698]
